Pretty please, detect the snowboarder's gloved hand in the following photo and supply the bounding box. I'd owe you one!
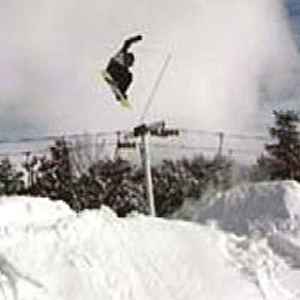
[135,35,142,41]
[128,35,142,43]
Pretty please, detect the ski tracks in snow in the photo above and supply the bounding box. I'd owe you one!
[0,252,47,300]
[220,232,300,300]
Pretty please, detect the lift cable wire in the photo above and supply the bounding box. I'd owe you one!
[0,130,116,145]
[0,127,273,146]
[0,141,266,158]
[178,128,272,141]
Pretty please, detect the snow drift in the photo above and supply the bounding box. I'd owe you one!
[0,194,299,299]
[192,180,300,236]
[191,180,300,298]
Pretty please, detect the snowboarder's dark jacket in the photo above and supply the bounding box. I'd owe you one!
[107,35,142,96]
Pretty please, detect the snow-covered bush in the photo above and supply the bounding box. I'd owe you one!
[151,156,234,217]
[0,158,25,195]
[88,158,148,216]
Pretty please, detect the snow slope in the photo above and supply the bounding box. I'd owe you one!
[192,180,300,299]
[0,195,298,299]
[192,180,300,235]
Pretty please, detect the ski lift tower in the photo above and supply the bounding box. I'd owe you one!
[131,54,172,217]
[133,121,164,217]
[133,121,180,217]
[129,53,179,217]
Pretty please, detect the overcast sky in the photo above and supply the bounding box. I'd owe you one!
[0,0,299,147]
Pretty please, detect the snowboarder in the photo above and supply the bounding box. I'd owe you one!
[105,34,142,101]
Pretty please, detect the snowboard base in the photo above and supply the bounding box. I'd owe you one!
[101,70,131,108]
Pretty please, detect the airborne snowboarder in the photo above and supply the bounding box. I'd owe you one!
[104,34,142,102]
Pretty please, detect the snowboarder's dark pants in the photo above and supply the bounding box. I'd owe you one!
[107,60,132,95]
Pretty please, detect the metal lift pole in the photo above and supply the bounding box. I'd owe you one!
[133,54,172,217]
[134,124,156,217]
[141,131,155,217]
[139,54,171,123]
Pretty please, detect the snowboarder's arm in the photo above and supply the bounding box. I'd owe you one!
[120,35,142,52]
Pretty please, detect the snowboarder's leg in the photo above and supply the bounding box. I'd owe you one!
[117,71,132,98]
[104,61,122,101]
[106,60,132,100]
[106,59,123,82]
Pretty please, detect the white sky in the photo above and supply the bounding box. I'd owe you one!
[0,0,299,139]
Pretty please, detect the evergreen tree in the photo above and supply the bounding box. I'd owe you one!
[264,110,300,180]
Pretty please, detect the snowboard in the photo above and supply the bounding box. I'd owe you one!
[101,70,131,108]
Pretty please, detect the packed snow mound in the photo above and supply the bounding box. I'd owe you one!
[0,197,289,300]
[0,196,76,227]
[192,180,300,236]
[0,195,299,300]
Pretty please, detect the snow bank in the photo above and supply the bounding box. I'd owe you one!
[191,180,300,298]
[0,196,75,228]
[0,195,298,299]
[0,196,264,300]
[192,180,300,236]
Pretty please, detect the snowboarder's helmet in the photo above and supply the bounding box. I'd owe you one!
[124,53,134,67]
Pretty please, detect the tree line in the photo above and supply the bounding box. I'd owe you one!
[0,109,298,217]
